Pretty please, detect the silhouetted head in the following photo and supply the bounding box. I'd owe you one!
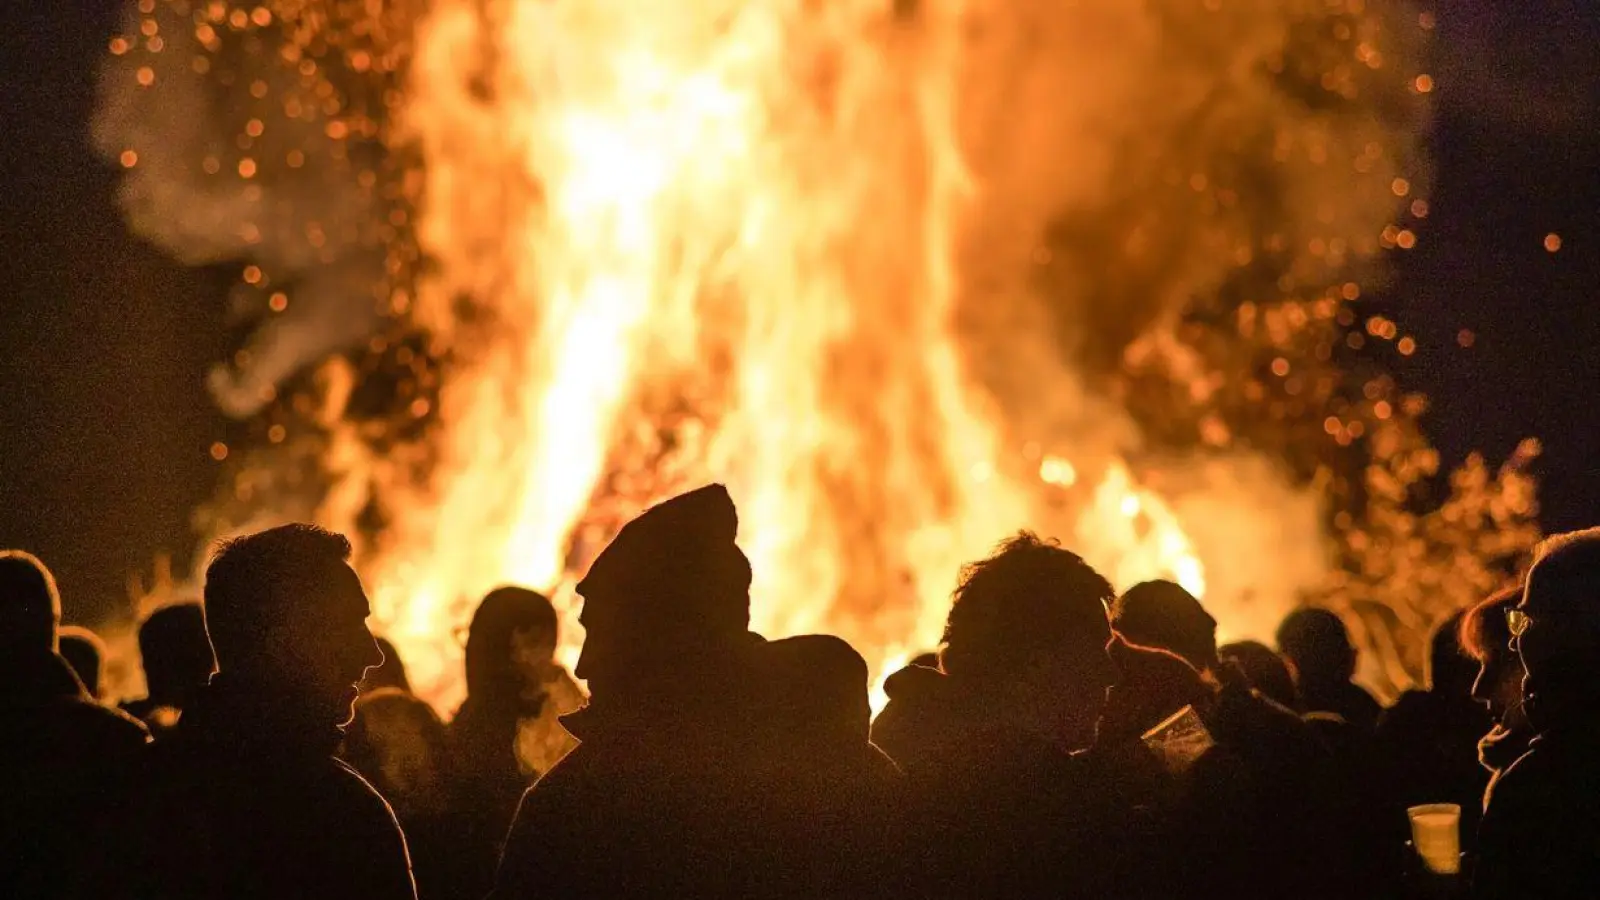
[1514,528,1600,717]
[203,524,381,729]
[1218,639,1300,710]
[138,602,216,707]
[344,688,452,820]
[575,484,752,699]
[940,531,1116,750]
[1426,609,1476,697]
[1100,637,1213,745]
[465,586,557,713]
[1461,584,1522,719]
[361,636,412,695]
[0,550,60,655]
[59,626,107,699]
[1112,580,1219,671]
[763,634,872,749]
[1276,608,1355,689]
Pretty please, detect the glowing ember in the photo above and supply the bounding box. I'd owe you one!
[97,0,1445,711]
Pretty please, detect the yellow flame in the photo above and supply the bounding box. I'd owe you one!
[333,0,1211,714]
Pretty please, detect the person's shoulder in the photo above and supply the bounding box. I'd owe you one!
[56,695,151,748]
[102,701,153,741]
[330,755,403,812]
[524,741,598,795]
[1484,740,1579,820]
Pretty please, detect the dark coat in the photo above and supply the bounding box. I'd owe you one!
[1473,718,1600,899]
[493,641,899,900]
[1378,688,1495,854]
[1302,679,1384,733]
[76,677,416,900]
[0,651,148,899]
[874,665,1146,900]
[447,697,533,896]
[1202,676,1371,900]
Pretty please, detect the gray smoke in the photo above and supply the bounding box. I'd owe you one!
[93,0,390,417]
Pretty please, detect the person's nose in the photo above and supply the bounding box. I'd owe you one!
[355,629,383,676]
[1470,661,1493,707]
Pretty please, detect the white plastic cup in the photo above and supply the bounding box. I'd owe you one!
[1407,803,1462,875]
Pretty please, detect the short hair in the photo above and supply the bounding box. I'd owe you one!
[138,602,216,702]
[1100,636,1212,744]
[1275,607,1352,682]
[940,532,1114,681]
[764,635,872,745]
[1459,585,1522,662]
[1524,527,1600,620]
[1218,639,1299,710]
[0,550,62,651]
[203,524,353,667]
[1112,580,1218,670]
[59,626,107,697]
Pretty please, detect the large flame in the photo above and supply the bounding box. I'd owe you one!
[313,0,1225,713]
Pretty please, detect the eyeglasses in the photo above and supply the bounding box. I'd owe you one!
[1506,609,1532,638]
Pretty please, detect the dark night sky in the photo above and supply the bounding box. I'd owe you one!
[2,2,1597,626]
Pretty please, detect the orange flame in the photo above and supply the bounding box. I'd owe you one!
[323,0,1236,714]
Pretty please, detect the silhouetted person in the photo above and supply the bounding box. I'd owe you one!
[1377,610,1494,856]
[1277,607,1383,731]
[1113,579,1220,671]
[495,484,877,899]
[1276,610,1400,892]
[1096,638,1270,898]
[755,634,904,896]
[80,524,415,900]
[121,602,215,738]
[1219,639,1302,710]
[1098,637,1213,745]
[1474,529,1600,898]
[0,551,148,899]
[1459,586,1531,796]
[873,532,1130,898]
[1101,635,1352,899]
[361,636,413,695]
[58,625,108,702]
[450,586,580,897]
[346,689,469,900]
[1111,580,1343,889]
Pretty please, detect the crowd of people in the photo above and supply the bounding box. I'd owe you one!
[2,482,1597,898]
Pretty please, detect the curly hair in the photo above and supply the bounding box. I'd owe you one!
[940,531,1114,680]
